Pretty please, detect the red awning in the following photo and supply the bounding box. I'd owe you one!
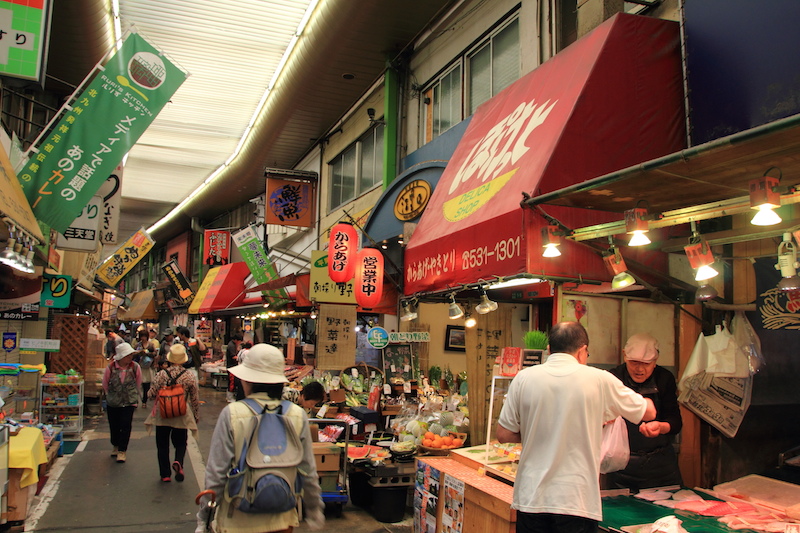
[404,13,684,294]
[190,262,251,313]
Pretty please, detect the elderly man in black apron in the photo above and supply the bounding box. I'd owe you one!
[607,333,684,491]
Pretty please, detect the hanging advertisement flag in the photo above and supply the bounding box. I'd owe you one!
[0,0,52,82]
[41,273,71,308]
[204,229,230,266]
[95,227,155,287]
[231,225,288,304]
[162,259,193,301]
[0,136,44,243]
[266,178,315,227]
[18,31,188,234]
[55,195,101,252]
[2,332,16,353]
[98,164,123,245]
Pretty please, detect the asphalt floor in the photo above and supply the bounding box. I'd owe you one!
[20,385,414,533]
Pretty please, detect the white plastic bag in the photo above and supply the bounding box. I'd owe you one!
[600,416,629,473]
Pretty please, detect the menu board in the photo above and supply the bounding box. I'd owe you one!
[383,343,415,383]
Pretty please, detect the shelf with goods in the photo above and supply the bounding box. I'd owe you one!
[0,370,41,420]
[39,379,83,437]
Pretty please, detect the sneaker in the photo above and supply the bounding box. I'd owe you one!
[116,451,126,463]
[111,446,119,457]
[172,461,184,482]
[161,477,171,482]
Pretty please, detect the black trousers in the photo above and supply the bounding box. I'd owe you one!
[516,512,598,533]
[106,405,136,451]
[155,425,188,478]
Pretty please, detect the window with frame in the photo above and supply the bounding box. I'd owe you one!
[420,13,520,144]
[328,124,385,211]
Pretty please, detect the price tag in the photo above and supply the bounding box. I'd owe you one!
[390,364,396,372]
[331,376,340,388]
[404,364,410,373]
[351,368,359,378]
[403,382,412,394]
[371,371,375,378]
[316,404,329,418]
[383,383,392,395]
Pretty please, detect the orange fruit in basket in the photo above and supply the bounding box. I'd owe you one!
[442,436,453,446]
[429,440,441,449]
[422,438,433,447]
[424,431,435,440]
[453,438,464,447]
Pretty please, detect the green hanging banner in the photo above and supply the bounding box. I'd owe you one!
[18,31,188,234]
[232,225,289,305]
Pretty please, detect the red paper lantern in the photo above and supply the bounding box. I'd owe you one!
[327,222,357,283]
[355,248,384,309]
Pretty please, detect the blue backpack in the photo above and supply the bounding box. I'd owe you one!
[224,399,304,514]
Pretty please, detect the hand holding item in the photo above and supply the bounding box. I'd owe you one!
[639,420,662,438]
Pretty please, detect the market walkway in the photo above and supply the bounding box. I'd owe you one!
[24,386,413,533]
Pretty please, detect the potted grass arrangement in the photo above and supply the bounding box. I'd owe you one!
[523,330,548,367]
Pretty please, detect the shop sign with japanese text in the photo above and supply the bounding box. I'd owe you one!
[98,164,122,244]
[20,337,60,351]
[162,259,193,301]
[56,195,100,251]
[96,227,155,287]
[232,225,288,304]
[0,0,51,82]
[309,250,355,304]
[204,229,230,266]
[18,32,187,234]
[266,178,314,227]
[389,331,430,343]
[317,303,356,370]
[41,273,71,308]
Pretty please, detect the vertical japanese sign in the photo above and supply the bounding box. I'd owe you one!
[231,225,288,304]
[95,227,155,287]
[317,303,356,370]
[0,0,51,82]
[309,250,355,304]
[204,229,230,266]
[55,195,100,251]
[18,31,188,234]
[162,259,193,301]
[266,178,314,227]
[98,164,122,245]
[41,273,71,308]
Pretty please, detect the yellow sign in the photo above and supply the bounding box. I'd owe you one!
[394,179,431,221]
[0,142,44,241]
[310,250,356,304]
[442,168,516,222]
[96,228,155,287]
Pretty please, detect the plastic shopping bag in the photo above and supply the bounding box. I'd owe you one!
[600,416,630,474]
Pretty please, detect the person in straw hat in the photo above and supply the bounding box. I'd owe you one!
[145,343,200,483]
[102,342,143,463]
[195,343,324,533]
[606,332,683,490]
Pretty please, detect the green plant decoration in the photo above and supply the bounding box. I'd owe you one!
[444,366,455,391]
[523,330,549,350]
[428,365,442,384]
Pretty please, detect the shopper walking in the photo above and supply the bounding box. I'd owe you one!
[135,329,158,408]
[158,328,177,371]
[145,343,200,483]
[176,326,206,380]
[225,333,242,402]
[195,343,324,533]
[102,342,143,463]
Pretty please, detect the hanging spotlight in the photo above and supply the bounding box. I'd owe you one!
[625,202,652,246]
[310,307,318,319]
[603,240,636,289]
[0,224,19,268]
[487,275,544,290]
[475,286,498,314]
[464,311,477,328]
[776,233,800,291]
[749,168,782,226]
[448,293,464,320]
[684,222,719,282]
[400,300,418,322]
[541,225,562,258]
[695,284,718,301]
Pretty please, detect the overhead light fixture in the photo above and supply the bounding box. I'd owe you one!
[487,275,544,290]
[684,222,719,282]
[310,307,318,319]
[776,232,800,291]
[541,225,562,258]
[448,293,464,320]
[400,300,418,322]
[397,234,404,245]
[380,241,388,250]
[750,167,782,226]
[625,202,652,246]
[475,286,498,314]
[464,312,477,328]
[695,284,718,301]
[603,240,635,289]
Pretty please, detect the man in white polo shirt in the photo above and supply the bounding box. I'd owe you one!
[497,321,656,532]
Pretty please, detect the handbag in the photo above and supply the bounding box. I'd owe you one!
[600,416,630,473]
[158,369,188,418]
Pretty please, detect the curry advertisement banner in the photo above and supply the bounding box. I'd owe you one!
[18,31,188,234]
[231,225,288,304]
[95,227,155,287]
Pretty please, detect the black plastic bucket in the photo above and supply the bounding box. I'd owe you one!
[371,486,409,523]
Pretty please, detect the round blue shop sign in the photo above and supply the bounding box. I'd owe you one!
[367,326,389,349]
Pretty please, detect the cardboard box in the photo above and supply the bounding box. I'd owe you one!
[312,442,341,471]
[318,472,339,492]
